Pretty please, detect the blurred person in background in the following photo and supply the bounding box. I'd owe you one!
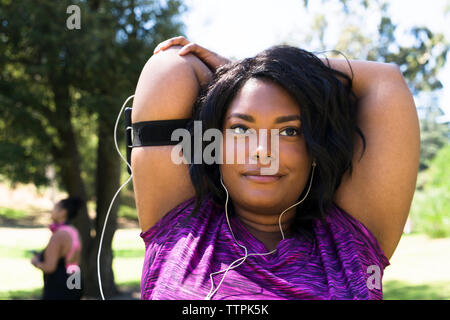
[31,197,84,300]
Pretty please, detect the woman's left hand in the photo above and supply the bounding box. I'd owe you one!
[153,36,232,72]
[31,254,40,268]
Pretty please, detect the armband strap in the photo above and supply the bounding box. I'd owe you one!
[124,105,191,175]
[132,118,192,147]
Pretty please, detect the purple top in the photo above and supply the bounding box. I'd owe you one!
[140,193,390,300]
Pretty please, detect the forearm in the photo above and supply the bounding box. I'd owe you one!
[322,58,403,100]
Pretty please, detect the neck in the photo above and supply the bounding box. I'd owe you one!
[49,221,65,232]
[232,204,296,242]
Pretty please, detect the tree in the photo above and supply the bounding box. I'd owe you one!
[301,0,449,171]
[0,0,186,298]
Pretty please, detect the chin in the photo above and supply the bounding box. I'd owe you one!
[239,190,282,210]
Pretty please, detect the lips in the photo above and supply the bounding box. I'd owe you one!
[242,169,284,183]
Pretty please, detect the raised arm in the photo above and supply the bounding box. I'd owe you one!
[329,58,420,260]
[131,45,213,232]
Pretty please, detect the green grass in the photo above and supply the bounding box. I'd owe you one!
[113,248,144,258]
[0,287,42,300]
[0,228,143,298]
[383,280,450,300]
[0,247,39,259]
[0,282,142,300]
[0,204,139,224]
[0,207,28,220]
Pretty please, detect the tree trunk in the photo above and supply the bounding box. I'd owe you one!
[50,82,94,298]
[85,109,121,298]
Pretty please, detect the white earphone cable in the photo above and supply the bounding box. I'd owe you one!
[205,162,316,300]
[97,94,134,300]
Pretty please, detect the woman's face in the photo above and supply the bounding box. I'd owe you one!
[220,78,313,217]
[51,202,67,223]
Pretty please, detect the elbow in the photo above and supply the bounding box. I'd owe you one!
[381,62,404,82]
[385,63,409,87]
[385,62,401,73]
[380,62,415,103]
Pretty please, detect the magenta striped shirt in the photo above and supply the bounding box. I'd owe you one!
[140,193,390,300]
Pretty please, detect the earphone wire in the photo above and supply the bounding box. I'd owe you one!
[205,162,316,300]
[97,94,135,300]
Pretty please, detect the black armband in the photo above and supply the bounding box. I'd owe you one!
[124,107,191,174]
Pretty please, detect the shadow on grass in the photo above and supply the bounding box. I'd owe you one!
[383,280,450,300]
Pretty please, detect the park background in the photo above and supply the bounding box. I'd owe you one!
[0,0,449,299]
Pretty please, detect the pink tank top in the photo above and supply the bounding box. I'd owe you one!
[50,223,81,269]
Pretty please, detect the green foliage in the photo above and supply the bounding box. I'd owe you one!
[71,99,98,201]
[118,204,138,222]
[370,18,449,95]
[324,2,450,96]
[423,143,450,187]
[307,1,450,173]
[0,0,187,190]
[410,143,450,238]
[418,104,450,171]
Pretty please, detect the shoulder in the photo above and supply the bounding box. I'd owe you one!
[55,225,79,240]
[52,228,72,242]
[46,229,70,254]
[140,193,221,245]
[315,202,390,269]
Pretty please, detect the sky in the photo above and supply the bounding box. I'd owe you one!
[180,0,450,122]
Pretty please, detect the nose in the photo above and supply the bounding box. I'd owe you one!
[250,130,277,162]
[251,145,271,160]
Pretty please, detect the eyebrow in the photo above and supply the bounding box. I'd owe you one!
[226,113,301,124]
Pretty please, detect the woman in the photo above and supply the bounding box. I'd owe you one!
[131,37,420,300]
[31,197,84,300]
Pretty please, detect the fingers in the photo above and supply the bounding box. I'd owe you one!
[153,36,190,54]
[152,36,230,72]
[178,42,207,56]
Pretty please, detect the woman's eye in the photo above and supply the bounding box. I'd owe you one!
[279,127,300,136]
[230,125,253,135]
[229,125,299,136]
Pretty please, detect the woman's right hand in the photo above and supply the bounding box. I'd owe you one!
[153,36,232,72]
